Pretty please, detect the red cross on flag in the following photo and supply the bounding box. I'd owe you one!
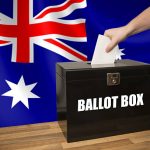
[0,0,87,63]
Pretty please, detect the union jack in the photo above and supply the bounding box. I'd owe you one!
[0,0,87,63]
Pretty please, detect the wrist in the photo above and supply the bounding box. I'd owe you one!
[124,22,137,37]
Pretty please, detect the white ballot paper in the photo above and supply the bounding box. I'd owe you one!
[91,34,119,65]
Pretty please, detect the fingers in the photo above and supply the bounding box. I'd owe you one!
[104,29,120,52]
[104,30,117,52]
[104,26,128,52]
[105,39,118,53]
[104,30,111,38]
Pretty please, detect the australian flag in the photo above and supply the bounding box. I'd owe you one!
[0,0,150,127]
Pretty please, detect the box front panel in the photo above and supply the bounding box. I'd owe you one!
[66,72,150,142]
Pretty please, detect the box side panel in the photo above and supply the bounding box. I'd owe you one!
[56,73,66,120]
[56,73,67,138]
[56,63,65,79]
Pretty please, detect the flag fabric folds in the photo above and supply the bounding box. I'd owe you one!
[0,0,150,127]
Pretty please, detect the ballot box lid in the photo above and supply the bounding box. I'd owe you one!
[56,59,150,81]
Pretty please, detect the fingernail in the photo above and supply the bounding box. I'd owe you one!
[106,49,109,53]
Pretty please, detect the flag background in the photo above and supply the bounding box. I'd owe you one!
[0,0,150,127]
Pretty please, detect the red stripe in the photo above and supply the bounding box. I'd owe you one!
[30,22,86,38]
[16,0,30,63]
[0,25,17,37]
[45,39,87,61]
[36,0,84,19]
[0,22,86,38]
[0,40,9,45]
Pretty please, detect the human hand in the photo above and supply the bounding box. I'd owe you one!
[104,26,129,52]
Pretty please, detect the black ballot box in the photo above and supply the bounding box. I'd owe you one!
[56,59,150,142]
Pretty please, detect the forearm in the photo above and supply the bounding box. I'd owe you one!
[125,7,150,37]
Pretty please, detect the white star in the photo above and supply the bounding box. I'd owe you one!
[2,76,40,109]
[116,48,125,60]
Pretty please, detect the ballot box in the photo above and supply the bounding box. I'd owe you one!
[56,59,150,142]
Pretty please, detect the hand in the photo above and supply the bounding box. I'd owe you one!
[104,26,129,52]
